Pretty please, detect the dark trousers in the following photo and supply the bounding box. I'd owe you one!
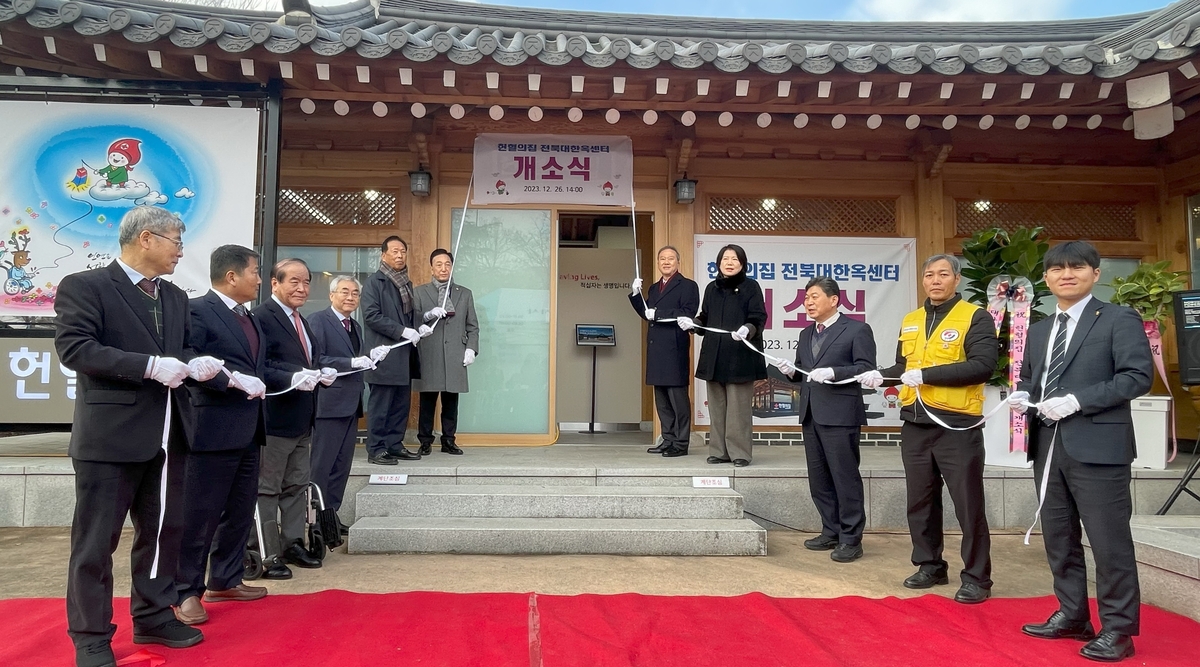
[312,415,358,511]
[900,421,992,588]
[256,430,311,561]
[418,391,460,446]
[1035,428,1139,634]
[176,442,259,601]
[653,385,691,450]
[802,420,865,546]
[67,436,186,648]
[366,383,411,456]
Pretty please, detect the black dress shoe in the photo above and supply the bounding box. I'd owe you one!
[706,456,731,464]
[418,443,432,456]
[390,447,422,461]
[662,446,688,458]
[283,544,322,569]
[733,459,750,467]
[903,570,949,589]
[954,582,991,604]
[441,443,464,455]
[1080,631,1135,662]
[368,453,397,465]
[76,641,116,667]
[831,543,864,563]
[261,561,293,580]
[803,535,838,551]
[648,444,669,454]
[1022,610,1096,641]
[133,619,204,649]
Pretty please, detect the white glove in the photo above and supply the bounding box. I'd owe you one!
[730,325,750,342]
[1008,390,1031,414]
[464,349,476,367]
[149,357,190,388]
[351,356,375,370]
[644,307,656,321]
[677,316,694,331]
[229,371,266,399]
[401,327,422,345]
[369,345,390,363]
[775,359,796,376]
[292,369,321,392]
[319,367,338,386]
[1039,395,1080,422]
[808,367,835,384]
[857,370,884,389]
[418,324,434,338]
[425,306,448,321]
[900,369,923,387]
[631,278,643,294]
[186,356,225,382]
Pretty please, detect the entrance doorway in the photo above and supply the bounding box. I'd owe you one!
[554,212,654,443]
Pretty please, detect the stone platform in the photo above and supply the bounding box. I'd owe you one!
[1085,516,1200,622]
[6,437,1197,531]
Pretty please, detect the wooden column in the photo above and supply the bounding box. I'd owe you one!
[914,160,947,299]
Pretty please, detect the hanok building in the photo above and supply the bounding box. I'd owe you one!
[4,0,1200,443]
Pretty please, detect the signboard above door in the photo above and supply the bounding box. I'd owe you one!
[472,134,634,206]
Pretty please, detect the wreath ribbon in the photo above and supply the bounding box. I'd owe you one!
[986,275,1033,453]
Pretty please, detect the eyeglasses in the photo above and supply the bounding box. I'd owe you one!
[149,231,184,250]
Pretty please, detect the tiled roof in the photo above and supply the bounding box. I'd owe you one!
[1,0,1198,79]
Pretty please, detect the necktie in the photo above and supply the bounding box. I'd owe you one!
[234,304,247,317]
[292,310,311,364]
[816,323,825,334]
[1041,312,1071,426]
[342,318,352,334]
[811,323,827,357]
[137,278,157,298]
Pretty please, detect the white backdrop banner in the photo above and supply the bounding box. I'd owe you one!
[692,235,918,427]
[0,100,259,317]
[472,134,633,206]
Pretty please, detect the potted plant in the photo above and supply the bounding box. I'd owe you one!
[959,226,1051,386]
[1107,260,1189,469]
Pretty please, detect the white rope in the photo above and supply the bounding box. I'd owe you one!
[1025,423,1059,546]
[148,389,172,579]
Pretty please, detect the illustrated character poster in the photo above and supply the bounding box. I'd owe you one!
[0,100,259,317]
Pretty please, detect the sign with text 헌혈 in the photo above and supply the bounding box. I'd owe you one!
[692,235,918,428]
[472,134,633,206]
[1,336,74,423]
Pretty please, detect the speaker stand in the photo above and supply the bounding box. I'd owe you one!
[1158,430,1200,514]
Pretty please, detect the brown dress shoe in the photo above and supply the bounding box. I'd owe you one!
[173,596,208,625]
[204,583,268,603]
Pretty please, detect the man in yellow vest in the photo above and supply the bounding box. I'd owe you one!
[876,254,997,604]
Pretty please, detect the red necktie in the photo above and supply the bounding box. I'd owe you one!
[342,318,352,334]
[816,323,825,334]
[292,311,311,364]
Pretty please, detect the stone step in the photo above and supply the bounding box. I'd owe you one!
[355,485,744,520]
[348,517,767,556]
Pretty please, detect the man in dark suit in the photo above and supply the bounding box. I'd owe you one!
[251,258,325,579]
[775,277,876,563]
[361,236,424,464]
[1012,241,1153,662]
[629,245,700,457]
[173,245,271,627]
[55,206,224,667]
[309,275,379,530]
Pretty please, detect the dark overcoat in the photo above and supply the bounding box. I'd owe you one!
[629,274,699,387]
[693,273,768,384]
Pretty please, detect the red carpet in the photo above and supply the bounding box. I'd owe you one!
[2,592,1193,666]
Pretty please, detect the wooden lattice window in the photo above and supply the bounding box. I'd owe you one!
[955,200,1138,240]
[709,197,897,234]
[279,189,396,226]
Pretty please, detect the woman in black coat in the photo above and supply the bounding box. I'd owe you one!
[679,244,767,466]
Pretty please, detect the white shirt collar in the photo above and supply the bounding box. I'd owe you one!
[1055,294,1093,323]
[115,258,151,285]
[211,289,243,311]
[271,294,297,318]
[817,312,840,329]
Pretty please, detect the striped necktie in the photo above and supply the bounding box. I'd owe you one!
[1041,312,1071,426]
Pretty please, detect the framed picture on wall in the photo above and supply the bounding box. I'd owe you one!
[576,324,616,347]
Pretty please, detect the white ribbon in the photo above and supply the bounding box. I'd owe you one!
[1025,423,1059,546]
[148,389,172,579]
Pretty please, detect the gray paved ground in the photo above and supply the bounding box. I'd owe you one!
[0,528,1059,600]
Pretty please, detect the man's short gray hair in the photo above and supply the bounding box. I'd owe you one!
[117,206,185,248]
[921,254,961,276]
[329,275,361,294]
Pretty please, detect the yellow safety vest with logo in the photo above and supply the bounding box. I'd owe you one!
[898,299,985,416]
